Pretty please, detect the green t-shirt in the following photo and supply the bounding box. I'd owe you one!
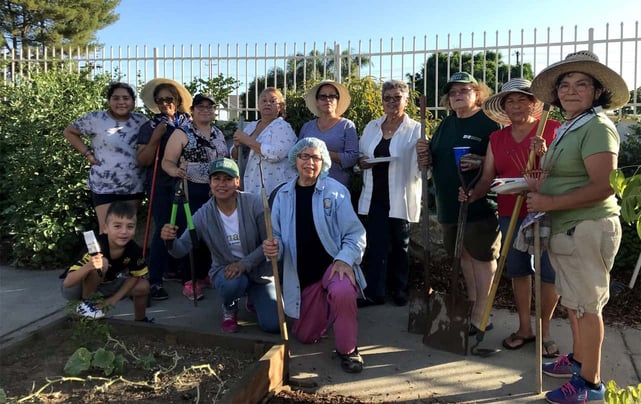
[540,113,620,235]
[431,110,500,224]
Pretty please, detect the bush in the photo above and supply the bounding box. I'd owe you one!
[0,68,112,268]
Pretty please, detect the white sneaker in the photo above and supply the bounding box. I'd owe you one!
[76,301,105,319]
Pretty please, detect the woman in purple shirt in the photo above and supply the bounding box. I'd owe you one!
[299,80,359,187]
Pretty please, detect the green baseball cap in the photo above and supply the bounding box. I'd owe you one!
[444,72,478,93]
[208,158,239,178]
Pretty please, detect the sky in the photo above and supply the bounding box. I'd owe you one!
[96,0,640,49]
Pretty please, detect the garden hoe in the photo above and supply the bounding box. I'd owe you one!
[258,158,290,382]
[408,96,432,334]
[471,104,552,359]
[422,156,482,355]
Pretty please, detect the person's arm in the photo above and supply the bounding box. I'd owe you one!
[239,195,269,273]
[462,143,496,203]
[137,121,168,166]
[526,151,617,212]
[62,254,107,287]
[161,129,188,178]
[330,193,366,286]
[160,222,193,258]
[335,122,359,168]
[63,124,99,166]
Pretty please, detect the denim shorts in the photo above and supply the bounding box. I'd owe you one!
[498,216,555,284]
[91,192,145,207]
[61,276,127,301]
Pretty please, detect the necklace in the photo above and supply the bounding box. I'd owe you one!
[383,116,402,137]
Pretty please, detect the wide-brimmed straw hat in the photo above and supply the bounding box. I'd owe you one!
[482,78,543,125]
[140,78,193,114]
[531,50,629,110]
[304,80,351,117]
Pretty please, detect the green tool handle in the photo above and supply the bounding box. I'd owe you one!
[166,204,178,250]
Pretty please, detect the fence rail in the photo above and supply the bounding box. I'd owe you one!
[3,21,640,119]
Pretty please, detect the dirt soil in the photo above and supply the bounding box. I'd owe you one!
[0,322,255,403]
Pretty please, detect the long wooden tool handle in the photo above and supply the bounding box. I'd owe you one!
[419,96,431,286]
[477,104,552,333]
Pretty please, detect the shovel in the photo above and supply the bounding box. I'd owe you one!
[408,96,432,334]
[423,156,481,355]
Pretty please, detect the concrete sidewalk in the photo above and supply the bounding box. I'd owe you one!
[1,265,639,403]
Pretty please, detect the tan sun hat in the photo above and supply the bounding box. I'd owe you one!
[140,78,193,114]
[304,80,351,117]
[531,50,629,111]
[482,78,543,125]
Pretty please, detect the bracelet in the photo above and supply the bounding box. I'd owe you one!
[83,147,93,156]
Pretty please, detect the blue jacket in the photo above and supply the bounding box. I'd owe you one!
[271,176,366,318]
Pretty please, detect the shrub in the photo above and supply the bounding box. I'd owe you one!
[0,68,112,268]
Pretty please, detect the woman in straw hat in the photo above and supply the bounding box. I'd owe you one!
[299,80,359,187]
[527,50,629,404]
[460,78,561,355]
[136,78,193,301]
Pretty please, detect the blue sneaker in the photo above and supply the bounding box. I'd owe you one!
[545,374,604,403]
[542,353,581,378]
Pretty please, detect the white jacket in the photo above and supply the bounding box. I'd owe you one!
[357,114,422,222]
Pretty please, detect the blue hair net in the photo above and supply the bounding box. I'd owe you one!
[287,137,332,179]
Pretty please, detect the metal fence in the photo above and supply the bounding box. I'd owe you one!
[3,21,640,119]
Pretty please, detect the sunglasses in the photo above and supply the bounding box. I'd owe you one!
[383,95,404,103]
[155,97,176,105]
[317,94,339,101]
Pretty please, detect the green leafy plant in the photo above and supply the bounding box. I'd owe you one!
[605,380,641,403]
[64,346,127,376]
[610,166,641,239]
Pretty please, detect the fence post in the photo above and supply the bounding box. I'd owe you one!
[588,28,594,52]
[334,43,341,83]
[153,47,159,78]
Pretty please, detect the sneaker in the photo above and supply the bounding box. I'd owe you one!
[545,373,604,403]
[336,347,364,373]
[150,285,169,301]
[197,276,212,289]
[135,316,155,323]
[245,296,256,313]
[221,310,239,333]
[543,353,581,379]
[182,281,204,301]
[76,300,105,320]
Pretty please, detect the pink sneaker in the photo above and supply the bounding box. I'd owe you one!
[198,276,212,289]
[222,310,239,333]
[182,280,203,301]
[245,296,256,313]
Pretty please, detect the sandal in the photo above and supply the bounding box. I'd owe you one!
[542,340,560,358]
[502,332,535,350]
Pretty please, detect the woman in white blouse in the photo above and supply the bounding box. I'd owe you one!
[231,87,297,195]
[357,80,422,307]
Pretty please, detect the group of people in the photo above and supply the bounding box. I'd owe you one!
[59,50,628,398]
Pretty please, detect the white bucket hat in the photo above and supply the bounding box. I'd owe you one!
[531,50,629,111]
[482,78,543,125]
[304,80,351,117]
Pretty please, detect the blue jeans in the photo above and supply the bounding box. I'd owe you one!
[213,270,280,334]
[364,200,410,298]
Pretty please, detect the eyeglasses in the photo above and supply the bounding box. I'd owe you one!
[297,153,323,163]
[383,95,404,103]
[448,87,474,97]
[194,104,215,111]
[556,81,594,94]
[155,97,175,105]
[317,94,339,101]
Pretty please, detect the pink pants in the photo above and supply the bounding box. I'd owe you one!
[292,265,359,355]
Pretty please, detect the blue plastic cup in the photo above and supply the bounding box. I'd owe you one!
[453,146,471,168]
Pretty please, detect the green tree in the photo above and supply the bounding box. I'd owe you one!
[407,51,534,118]
[0,0,120,52]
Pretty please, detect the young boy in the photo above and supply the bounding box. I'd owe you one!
[60,201,150,321]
